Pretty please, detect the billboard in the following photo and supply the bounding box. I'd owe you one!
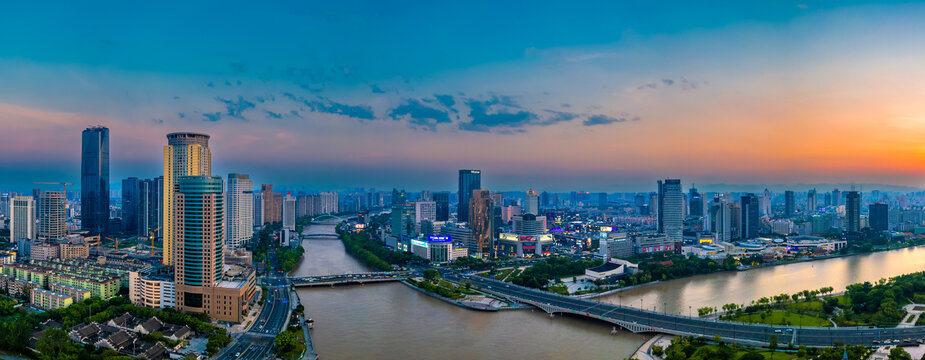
[427,235,452,243]
[411,239,428,248]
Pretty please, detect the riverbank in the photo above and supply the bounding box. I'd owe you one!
[400,280,530,311]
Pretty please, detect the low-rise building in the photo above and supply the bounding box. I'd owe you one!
[31,288,74,310]
[50,283,92,302]
[634,233,674,254]
[585,259,639,280]
[30,242,59,261]
[129,271,176,309]
[0,251,15,264]
[497,233,554,257]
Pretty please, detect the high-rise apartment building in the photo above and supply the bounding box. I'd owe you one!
[122,177,141,234]
[710,196,732,243]
[414,201,436,225]
[11,196,35,241]
[469,189,493,257]
[252,192,264,228]
[260,184,281,224]
[37,191,65,241]
[869,202,888,231]
[457,170,481,222]
[282,193,296,231]
[433,192,450,221]
[739,194,760,240]
[846,191,861,233]
[784,191,795,218]
[391,204,416,237]
[226,173,254,251]
[524,189,539,215]
[657,179,683,244]
[81,126,110,234]
[163,132,212,266]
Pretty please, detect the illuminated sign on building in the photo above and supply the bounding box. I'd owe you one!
[427,235,452,243]
[411,240,428,248]
[699,238,713,244]
[600,226,613,232]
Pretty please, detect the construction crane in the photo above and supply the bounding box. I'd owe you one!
[148,227,161,255]
[33,181,75,194]
[105,236,119,249]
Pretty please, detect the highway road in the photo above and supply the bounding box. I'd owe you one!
[217,249,293,360]
[454,273,925,347]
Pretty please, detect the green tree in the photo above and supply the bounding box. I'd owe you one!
[274,330,298,355]
[739,352,764,360]
[423,269,440,282]
[37,328,80,360]
[768,335,778,360]
[650,344,664,357]
[889,347,913,360]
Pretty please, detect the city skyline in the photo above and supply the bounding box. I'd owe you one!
[4,2,925,191]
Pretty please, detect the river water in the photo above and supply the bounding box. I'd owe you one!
[597,246,925,316]
[293,222,647,360]
[294,222,925,359]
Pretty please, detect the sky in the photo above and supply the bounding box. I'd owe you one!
[3,1,925,192]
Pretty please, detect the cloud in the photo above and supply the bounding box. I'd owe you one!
[389,99,451,131]
[636,77,703,91]
[303,97,375,120]
[202,112,222,122]
[207,82,214,88]
[215,96,255,120]
[370,84,386,94]
[541,110,580,125]
[459,96,539,132]
[282,92,299,102]
[636,82,659,90]
[266,110,282,119]
[583,114,638,126]
[661,79,674,86]
[434,94,455,108]
[230,62,247,74]
[178,112,186,118]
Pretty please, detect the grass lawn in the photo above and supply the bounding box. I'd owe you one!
[688,345,799,360]
[785,301,823,313]
[727,310,831,327]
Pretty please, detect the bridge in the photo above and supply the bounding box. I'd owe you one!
[291,272,410,287]
[454,274,925,347]
[301,233,339,239]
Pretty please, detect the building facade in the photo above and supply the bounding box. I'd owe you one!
[81,126,110,235]
[37,191,66,241]
[226,173,254,251]
[469,189,493,257]
[658,179,683,244]
[846,191,861,233]
[10,196,35,241]
[163,132,212,266]
[457,170,481,222]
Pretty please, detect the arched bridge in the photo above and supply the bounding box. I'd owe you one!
[454,274,925,347]
[290,272,410,287]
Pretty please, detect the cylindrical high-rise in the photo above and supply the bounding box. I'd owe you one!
[81,126,109,234]
[163,132,211,265]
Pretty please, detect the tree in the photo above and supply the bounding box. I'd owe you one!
[37,328,80,360]
[274,330,298,355]
[423,269,440,282]
[889,347,913,360]
[651,345,664,357]
[739,352,764,360]
[768,335,778,360]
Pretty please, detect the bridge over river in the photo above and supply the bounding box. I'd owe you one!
[454,274,925,347]
[291,272,410,287]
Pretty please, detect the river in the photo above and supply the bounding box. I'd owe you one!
[597,246,925,316]
[293,222,647,360]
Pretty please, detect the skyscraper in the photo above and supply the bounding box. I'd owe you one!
[140,178,162,237]
[739,194,760,240]
[37,191,66,241]
[173,176,226,318]
[433,192,450,221]
[226,173,254,251]
[252,192,264,228]
[657,179,683,244]
[81,126,110,234]
[869,202,888,231]
[846,191,861,233]
[122,177,141,234]
[831,189,841,207]
[391,204,416,237]
[709,196,731,243]
[457,170,481,222]
[688,187,703,218]
[282,193,296,231]
[524,189,539,215]
[784,190,795,218]
[11,196,35,241]
[807,189,817,213]
[469,189,493,257]
[163,132,212,266]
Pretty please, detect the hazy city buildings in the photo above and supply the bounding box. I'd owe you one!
[81,126,110,234]
[657,179,683,244]
[37,191,65,241]
[433,192,449,221]
[688,188,703,218]
[162,132,212,266]
[226,173,254,251]
[807,189,817,213]
[457,170,481,222]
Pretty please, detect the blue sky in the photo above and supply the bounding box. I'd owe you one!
[3,1,925,192]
